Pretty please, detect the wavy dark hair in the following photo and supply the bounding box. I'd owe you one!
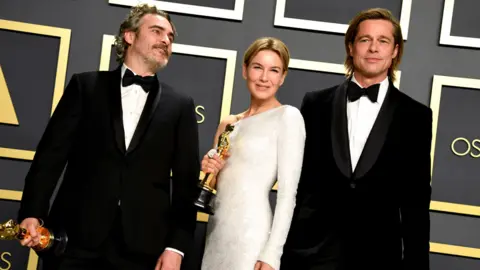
[114,4,177,63]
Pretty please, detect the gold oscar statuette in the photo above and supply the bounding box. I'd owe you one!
[0,219,68,256]
[194,123,234,215]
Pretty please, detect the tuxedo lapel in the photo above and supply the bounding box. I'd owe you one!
[107,67,126,154]
[353,82,400,179]
[126,81,163,154]
[331,80,353,179]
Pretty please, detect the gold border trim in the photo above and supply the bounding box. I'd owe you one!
[0,19,71,162]
[431,242,480,259]
[0,19,71,270]
[428,74,480,258]
[429,74,480,217]
[0,189,22,201]
[0,147,35,160]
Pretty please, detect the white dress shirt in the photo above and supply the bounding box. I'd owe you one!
[347,74,389,171]
[120,64,150,149]
[119,64,184,257]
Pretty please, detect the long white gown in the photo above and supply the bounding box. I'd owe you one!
[201,105,306,270]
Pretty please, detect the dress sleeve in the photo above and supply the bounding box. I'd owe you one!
[257,106,306,269]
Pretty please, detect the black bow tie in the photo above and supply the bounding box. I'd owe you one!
[122,68,158,93]
[347,81,380,102]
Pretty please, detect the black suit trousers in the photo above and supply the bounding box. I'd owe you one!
[42,207,157,270]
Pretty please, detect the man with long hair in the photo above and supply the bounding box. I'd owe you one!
[282,8,432,270]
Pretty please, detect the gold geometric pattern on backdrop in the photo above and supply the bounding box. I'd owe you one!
[0,65,19,125]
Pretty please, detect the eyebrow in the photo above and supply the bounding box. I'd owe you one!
[251,62,282,69]
[357,34,392,41]
[149,25,175,40]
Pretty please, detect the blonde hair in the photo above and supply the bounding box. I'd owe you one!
[243,37,290,73]
[344,8,403,82]
[114,4,177,63]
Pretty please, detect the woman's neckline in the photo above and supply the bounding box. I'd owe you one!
[234,104,286,123]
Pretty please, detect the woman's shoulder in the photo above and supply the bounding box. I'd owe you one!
[280,105,303,121]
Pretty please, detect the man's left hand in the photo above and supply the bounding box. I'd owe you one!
[155,250,182,270]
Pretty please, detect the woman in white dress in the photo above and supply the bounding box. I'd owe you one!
[200,37,306,270]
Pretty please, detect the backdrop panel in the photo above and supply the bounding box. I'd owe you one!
[0,29,59,151]
[450,0,480,39]
[284,0,402,25]
[431,212,480,249]
[279,66,347,108]
[158,0,236,10]
[430,253,480,269]
[1,0,480,269]
[431,85,480,207]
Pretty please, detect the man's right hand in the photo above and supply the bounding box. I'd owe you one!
[19,218,41,248]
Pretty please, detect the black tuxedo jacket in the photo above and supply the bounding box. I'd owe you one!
[281,79,432,270]
[18,66,200,256]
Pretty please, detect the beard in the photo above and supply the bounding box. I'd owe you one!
[147,45,170,71]
[144,52,169,72]
[146,56,168,71]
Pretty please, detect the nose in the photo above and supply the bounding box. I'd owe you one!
[260,70,268,82]
[368,40,378,52]
[160,33,170,45]
[368,41,378,52]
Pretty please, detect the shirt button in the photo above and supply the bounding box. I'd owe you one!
[350,183,356,189]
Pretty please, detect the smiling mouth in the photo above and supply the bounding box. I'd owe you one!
[365,58,381,63]
[256,85,269,90]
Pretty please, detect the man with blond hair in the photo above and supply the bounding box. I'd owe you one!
[17,4,200,270]
[282,8,432,270]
